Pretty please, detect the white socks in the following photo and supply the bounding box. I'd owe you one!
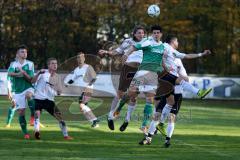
[34,117,40,132]
[125,104,136,122]
[34,112,40,132]
[167,123,175,138]
[108,96,119,119]
[81,104,97,122]
[180,80,199,95]
[81,104,91,113]
[160,104,172,123]
[148,120,159,135]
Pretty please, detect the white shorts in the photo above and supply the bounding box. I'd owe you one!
[12,88,34,110]
[129,70,158,94]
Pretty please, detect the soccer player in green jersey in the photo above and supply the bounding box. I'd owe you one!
[122,25,164,133]
[6,53,44,128]
[7,45,35,139]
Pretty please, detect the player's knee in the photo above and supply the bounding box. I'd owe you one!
[153,112,161,121]
[79,103,85,109]
[25,92,33,100]
[168,113,176,123]
[79,94,91,105]
[130,96,137,103]
[167,96,175,106]
[117,91,124,99]
[18,109,25,116]
[145,97,153,104]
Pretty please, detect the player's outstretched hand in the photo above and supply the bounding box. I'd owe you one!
[38,69,45,74]
[202,50,211,56]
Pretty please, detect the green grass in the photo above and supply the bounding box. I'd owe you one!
[0,96,239,160]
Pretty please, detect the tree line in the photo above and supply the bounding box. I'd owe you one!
[0,0,239,75]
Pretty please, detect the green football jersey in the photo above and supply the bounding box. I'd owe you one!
[7,60,34,93]
[135,38,165,73]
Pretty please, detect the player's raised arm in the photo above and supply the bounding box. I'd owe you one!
[183,50,211,59]
[98,49,119,56]
[31,69,45,83]
[98,39,129,56]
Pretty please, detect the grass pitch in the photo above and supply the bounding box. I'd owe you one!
[0,96,239,160]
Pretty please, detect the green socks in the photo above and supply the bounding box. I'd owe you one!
[6,107,16,125]
[141,103,153,128]
[28,99,35,117]
[116,94,130,112]
[19,115,28,135]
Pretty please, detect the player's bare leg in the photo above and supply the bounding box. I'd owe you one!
[79,92,99,128]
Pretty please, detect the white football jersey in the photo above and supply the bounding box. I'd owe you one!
[34,70,60,101]
[64,64,96,88]
[115,38,143,63]
[163,43,186,77]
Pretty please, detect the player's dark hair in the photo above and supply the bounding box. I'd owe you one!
[165,34,177,44]
[132,25,145,41]
[47,57,57,65]
[17,44,28,51]
[151,25,162,32]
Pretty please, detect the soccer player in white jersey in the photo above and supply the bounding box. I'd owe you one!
[98,26,145,131]
[65,52,99,128]
[139,35,212,145]
[154,58,188,147]
[32,58,72,140]
[7,45,35,139]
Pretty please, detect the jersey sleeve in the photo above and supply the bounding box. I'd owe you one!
[85,65,96,82]
[25,61,34,77]
[173,50,186,59]
[115,39,131,54]
[134,39,151,51]
[29,62,35,77]
[7,62,15,73]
